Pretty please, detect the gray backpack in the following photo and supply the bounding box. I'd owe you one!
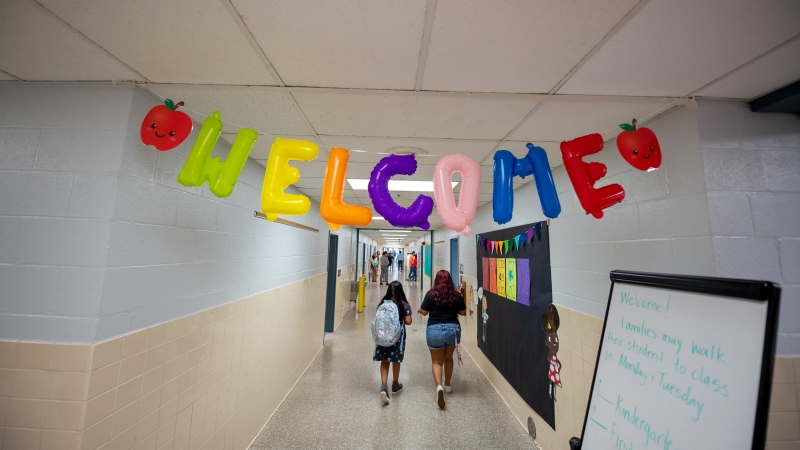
[372,300,403,347]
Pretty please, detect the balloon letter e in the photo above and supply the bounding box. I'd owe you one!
[492,143,561,224]
[260,138,319,221]
[560,134,624,219]
[177,111,257,198]
[320,147,372,230]
[433,154,481,235]
[369,154,434,229]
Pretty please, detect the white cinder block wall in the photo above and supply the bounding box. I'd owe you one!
[435,102,800,356]
[698,100,800,354]
[0,84,352,343]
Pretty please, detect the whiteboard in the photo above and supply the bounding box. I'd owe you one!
[579,272,780,450]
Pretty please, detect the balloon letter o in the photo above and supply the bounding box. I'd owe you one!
[434,154,481,235]
[320,147,372,230]
[260,138,319,221]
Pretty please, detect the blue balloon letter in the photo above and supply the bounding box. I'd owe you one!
[492,143,561,224]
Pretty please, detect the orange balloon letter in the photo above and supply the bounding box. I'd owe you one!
[320,147,372,230]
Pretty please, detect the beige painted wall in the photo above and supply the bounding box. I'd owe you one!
[0,266,356,450]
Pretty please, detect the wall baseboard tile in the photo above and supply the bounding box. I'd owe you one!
[460,278,800,450]
[0,272,341,450]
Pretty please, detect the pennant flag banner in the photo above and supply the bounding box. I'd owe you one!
[476,222,548,254]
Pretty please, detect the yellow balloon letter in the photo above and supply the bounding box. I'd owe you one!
[320,147,372,230]
[260,138,319,221]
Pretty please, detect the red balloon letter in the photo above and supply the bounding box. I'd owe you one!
[560,134,625,219]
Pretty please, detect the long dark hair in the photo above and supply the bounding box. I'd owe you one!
[430,270,458,307]
[380,281,407,321]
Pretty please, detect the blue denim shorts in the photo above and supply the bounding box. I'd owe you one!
[426,323,461,349]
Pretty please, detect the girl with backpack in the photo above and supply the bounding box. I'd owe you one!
[372,281,412,404]
[370,254,379,282]
[418,270,467,409]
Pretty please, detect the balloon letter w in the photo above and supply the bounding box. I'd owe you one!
[492,144,561,224]
[260,138,319,221]
[433,154,481,235]
[177,111,257,198]
[320,147,372,230]
[560,134,624,219]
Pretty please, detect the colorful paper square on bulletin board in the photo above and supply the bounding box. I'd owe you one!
[506,258,517,301]
[496,258,506,297]
[516,258,530,306]
[489,258,496,294]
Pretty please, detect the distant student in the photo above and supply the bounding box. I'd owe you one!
[418,270,466,409]
[372,281,412,404]
[370,254,379,282]
[380,252,390,285]
[408,252,417,281]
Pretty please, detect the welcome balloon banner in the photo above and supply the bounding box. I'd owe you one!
[141,99,666,233]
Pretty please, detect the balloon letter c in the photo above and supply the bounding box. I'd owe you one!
[492,143,561,224]
[560,134,625,219]
[260,138,319,221]
[320,147,372,230]
[368,154,434,229]
[433,154,481,235]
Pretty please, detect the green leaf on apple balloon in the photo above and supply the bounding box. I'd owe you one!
[619,123,636,132]
[164,99,175,111]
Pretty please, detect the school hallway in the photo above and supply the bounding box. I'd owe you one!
[248,269,536,449]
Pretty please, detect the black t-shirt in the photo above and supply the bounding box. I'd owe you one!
[421,291,466,326]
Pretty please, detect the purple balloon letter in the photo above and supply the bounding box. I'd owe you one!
[368,154,434,229]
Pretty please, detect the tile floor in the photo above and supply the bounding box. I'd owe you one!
[249,267,537,449]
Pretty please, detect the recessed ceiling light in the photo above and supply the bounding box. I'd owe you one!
[347,179,457,192]
[378,230,411,233]
[373,216,384,220]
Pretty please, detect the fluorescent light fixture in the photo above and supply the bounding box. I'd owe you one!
[347,179,457,192]
[372,216,384,220]
[379,230,411,233]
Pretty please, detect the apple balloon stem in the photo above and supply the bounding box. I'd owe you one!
[173,101,185,111]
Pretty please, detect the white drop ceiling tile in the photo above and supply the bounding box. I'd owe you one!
[697,39,800,100]
[559,0,800,96]
[37,0,275,85]
[0,72,17,80]
[509,100,672,142]
[220,133,318,160]
[292,161,329,178]
[149,88,313,136]
[0,0,143,82]
[294,92,537,140]
[232,0,427,89]
[422,0,639,93]
[318,135,500,164]
[292,177,325,189]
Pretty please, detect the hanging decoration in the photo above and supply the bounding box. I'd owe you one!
[320,147,372,230]
[433,154,481,235]
[617,118,662,172]
[260,138,319,221]
[141,99,193,151]
[177,111,257,198]
[368,154,434,229]
[561,134,625,219]
[492,143,561,224]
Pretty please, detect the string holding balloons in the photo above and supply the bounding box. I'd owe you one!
[144,94,670,232]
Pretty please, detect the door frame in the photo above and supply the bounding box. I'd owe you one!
[450,237,459,285]
[324,232,339,333]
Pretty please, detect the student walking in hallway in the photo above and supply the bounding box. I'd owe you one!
[418,270,467,409]
[372,281,412,404]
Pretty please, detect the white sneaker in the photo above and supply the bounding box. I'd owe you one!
[437,385,445,409]
[444,385,452,394]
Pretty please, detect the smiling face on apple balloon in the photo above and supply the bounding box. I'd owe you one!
[616,119,662,171]
[140,99,193,151]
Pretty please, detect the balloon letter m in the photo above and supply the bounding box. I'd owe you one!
[260,138,319,221]
[492,143,561,224]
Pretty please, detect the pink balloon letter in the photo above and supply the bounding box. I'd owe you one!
[433,154,481,235]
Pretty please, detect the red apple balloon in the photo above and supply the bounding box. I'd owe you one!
[617,118,661,171]
[140,99,193,151]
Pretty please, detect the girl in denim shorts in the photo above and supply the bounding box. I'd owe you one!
[418,270,467,409]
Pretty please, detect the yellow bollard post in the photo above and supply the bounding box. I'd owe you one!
[358,274,366,313]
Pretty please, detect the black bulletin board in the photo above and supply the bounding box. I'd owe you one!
[477,221,555,429]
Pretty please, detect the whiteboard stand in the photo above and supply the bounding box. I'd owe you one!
[570,270,781,450]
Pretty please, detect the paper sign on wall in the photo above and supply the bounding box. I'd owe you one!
[496,258,506,297]
[506,258,517,302]
[517,258,530,306]
[489,258,497,294]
